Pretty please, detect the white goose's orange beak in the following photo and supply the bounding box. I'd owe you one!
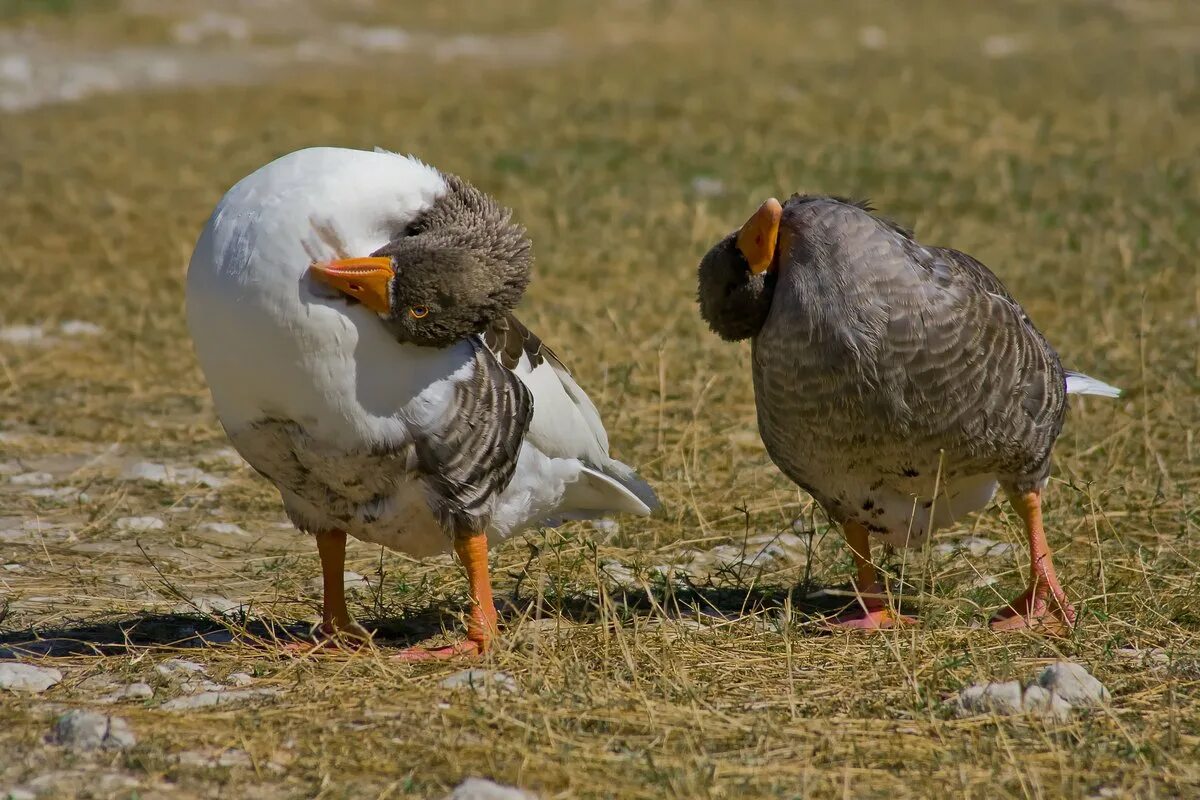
[736,198,783,275]
[308,257,393,314]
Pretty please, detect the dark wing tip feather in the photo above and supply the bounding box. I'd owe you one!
[483,312,569,375]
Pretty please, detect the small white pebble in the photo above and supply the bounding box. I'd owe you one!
[690,176,725,197]
[1019,685,1072,721]
[199,521,247,536]
[982,34,1027,59]
[179,679,225,695]
[858,26,887,50]
[58,320,103,337]
[161,688,278,712]
[599,559,636,586]
[121,682,154,699]
[155,658,207,681]
[0,663,63,693]
[116,516,165,532]
[0,325,47,345]
[174,595,246,616]
[956,680,1024,716]
[122,461,226,488]
[9,472,53,486]
[440,669,518,696]
[444,778,537,800]
[52,710,136,750]
[226,672,254,687]
[1038,662,1111,706]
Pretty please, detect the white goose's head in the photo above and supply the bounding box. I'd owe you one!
[309,172,532,349]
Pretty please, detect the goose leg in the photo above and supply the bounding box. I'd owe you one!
[282,529,371,653]
[394,531,498,661]
[989,489,1075,636]
[828,521,915,630]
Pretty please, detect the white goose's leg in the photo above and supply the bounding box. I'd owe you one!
[282,529,371,653]
[394,531,498,661]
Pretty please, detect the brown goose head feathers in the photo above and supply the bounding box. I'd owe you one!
[697,198,782,341]
[310,173,532,348]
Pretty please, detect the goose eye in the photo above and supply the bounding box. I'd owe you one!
[409,306,429,319]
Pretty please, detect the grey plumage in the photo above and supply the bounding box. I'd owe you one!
[373,173,532,348]
[698,195,1110,547]
[416,338,533,535]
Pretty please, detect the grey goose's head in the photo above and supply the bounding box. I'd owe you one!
[696,198,782,342]
[309,172,532,348]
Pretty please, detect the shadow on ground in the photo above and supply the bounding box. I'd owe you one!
[0,580,899,658]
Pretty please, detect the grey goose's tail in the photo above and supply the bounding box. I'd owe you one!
[1065,371,1121,399]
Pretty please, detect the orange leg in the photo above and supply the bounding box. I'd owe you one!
[394,531,497,662]
[989,489,1075,636]
[828,521,916,631]
[282,529,371,654]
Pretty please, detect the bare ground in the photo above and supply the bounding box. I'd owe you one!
[1,1,1198,798]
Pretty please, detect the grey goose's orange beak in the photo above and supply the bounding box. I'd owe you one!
[736,198,783,275]
[308,256,393,314]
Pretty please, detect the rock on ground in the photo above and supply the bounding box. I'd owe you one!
[954,680,1070,721]
[1038,662,1111,706]
[226,672,254,687]
[440,670,519,697]
[119,682,154,700]
[173,594,247,616]
[116,515,165,531]
[161,687,278,712]
[52,710,136,750]
[445,778,539,800]
[0,663,62,693]
[155,658,207,681]
[177,748,254,769]
[932,536,1014,558]
[122,461,226,488]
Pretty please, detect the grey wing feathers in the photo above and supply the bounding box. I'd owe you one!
[886,235,1067,484]
[483,312,565,372]
[414,342,533,535]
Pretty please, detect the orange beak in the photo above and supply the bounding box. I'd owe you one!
[308,256,393,314]
[736,198,783,275]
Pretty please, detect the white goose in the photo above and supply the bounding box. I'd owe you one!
[186,147,656,659]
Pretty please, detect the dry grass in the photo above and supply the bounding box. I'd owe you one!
[1,1,1198,798]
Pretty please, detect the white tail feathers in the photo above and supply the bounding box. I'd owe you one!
[562,463,655,517]
[1066,371,1121,398]
[601,458,660,513]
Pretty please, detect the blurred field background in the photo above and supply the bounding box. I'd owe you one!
[1,0,1198,798]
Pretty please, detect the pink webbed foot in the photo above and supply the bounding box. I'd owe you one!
[989,583,1076,637]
